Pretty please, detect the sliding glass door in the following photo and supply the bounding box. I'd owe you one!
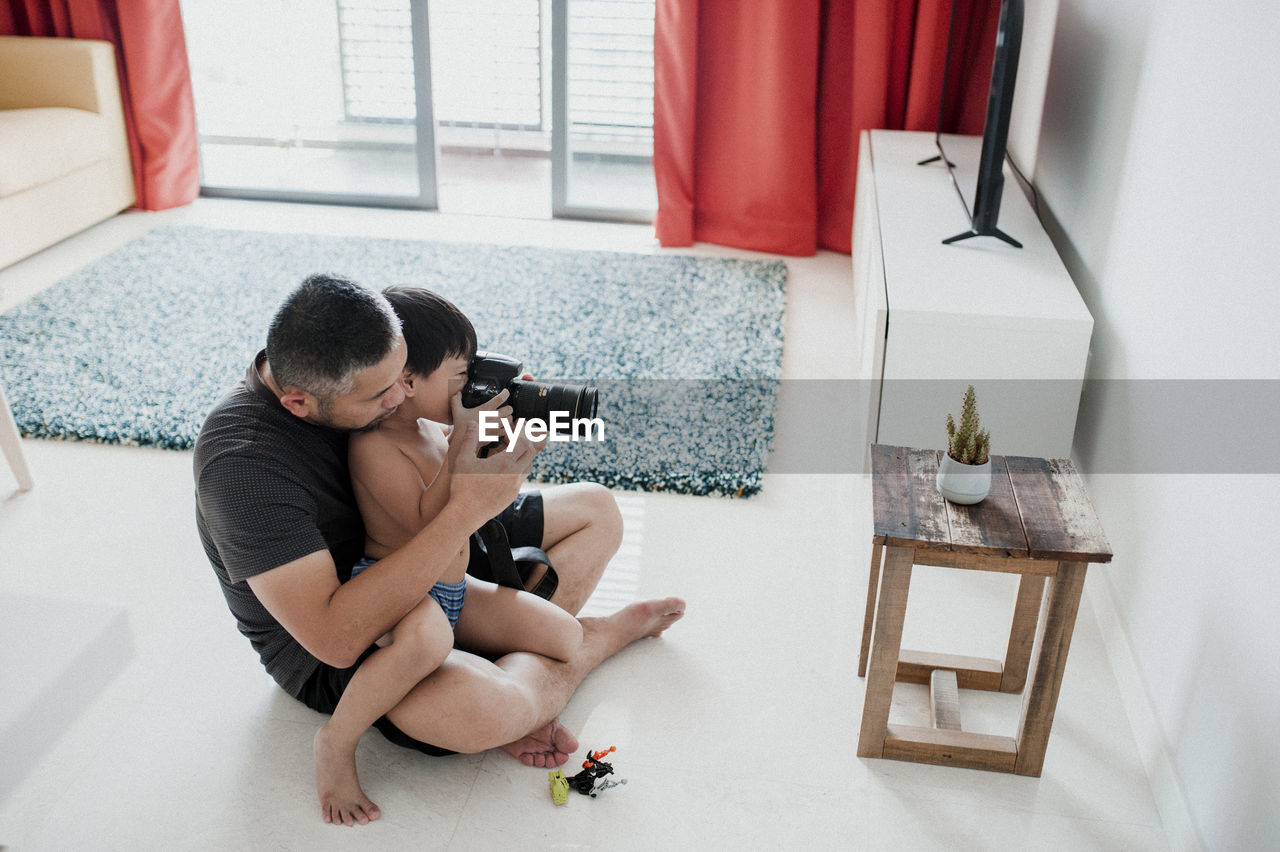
[183,0,438,208]
[183,0,654,219]
[552,0,656,221]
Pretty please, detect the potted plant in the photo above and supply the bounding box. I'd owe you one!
[936,385,992,504]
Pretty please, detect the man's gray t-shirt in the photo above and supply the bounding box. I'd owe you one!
[194,351,365,698]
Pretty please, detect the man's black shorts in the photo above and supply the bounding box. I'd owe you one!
[295,491,545,757]
[467,490,546,585]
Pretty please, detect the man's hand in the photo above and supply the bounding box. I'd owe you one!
[448,388,516,454]
[446,400,545,528]
[449,388,511,434]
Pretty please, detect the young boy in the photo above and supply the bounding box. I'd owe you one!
[312,286,585,826]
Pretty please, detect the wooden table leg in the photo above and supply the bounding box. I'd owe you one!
[1014,561,1087,776]
[1001,573,1046,693]
[857,545,912,758]
[858,538,884,677]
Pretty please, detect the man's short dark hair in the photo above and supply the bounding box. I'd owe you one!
[266,273,402,404]
[381,286,477,377]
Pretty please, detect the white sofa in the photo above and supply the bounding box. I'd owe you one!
[0,35,136,270]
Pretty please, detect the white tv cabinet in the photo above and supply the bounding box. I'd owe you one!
[851,129,1094,471]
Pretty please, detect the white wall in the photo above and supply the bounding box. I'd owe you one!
[1029,0,1280,848]
[1006,0,1058,174]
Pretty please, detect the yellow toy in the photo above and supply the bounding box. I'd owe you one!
[548,769,570,805]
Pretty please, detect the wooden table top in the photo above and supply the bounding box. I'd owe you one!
[871,445,1112,563]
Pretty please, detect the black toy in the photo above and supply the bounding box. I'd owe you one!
[567,747,615,797]
[549,746,625,803]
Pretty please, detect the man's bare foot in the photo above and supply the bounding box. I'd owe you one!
[498,598,684,768]
[314,725,381,826]
[607,596,687,640]
[501,719,580,767]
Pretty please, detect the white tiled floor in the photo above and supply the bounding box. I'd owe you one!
[0,200,1171,849]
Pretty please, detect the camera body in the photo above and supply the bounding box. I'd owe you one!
[462,350,598,430]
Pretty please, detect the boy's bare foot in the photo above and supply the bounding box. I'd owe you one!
[501,719,580,767]
[314,725,381,826]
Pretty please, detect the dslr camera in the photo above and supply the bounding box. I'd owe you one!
[461,350,598,432]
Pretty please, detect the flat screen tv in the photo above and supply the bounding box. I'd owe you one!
[923,0,1024,248]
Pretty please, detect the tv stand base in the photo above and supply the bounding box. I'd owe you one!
[942,227,1023,249]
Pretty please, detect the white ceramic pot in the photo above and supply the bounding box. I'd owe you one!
[936,453,992,504]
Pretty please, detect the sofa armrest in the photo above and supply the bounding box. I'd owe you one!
[0,35,122,114]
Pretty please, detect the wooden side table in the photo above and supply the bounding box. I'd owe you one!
[857,445,1112,776]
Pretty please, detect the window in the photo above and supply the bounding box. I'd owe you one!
[183,0,655,219]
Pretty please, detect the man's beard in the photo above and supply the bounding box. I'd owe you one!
[348,412,392,433]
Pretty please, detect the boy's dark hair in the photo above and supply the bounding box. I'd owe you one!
[381,285,477,377]
[267,273,401,404]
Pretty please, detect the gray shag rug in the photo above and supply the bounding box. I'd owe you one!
[1,225,786,497]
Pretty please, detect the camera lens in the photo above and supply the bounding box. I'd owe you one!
[546,383,598,422]
[510,380,598,431]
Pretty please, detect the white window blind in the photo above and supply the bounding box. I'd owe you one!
[337,0,417,121]
[429,0,544,129]
[568,0,653,148]
[336,0,653,149]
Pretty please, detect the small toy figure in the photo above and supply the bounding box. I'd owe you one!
[548,746,624,803]
[566,747,616,797]
[548,769,570,805]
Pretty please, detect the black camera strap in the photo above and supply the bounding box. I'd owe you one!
[470,519,559,601]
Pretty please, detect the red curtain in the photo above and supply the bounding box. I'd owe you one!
[1,0,200,210]
[654,0,999,256]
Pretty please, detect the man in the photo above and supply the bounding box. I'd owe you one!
[195,273,684,825]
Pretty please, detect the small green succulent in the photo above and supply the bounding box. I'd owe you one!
[945,384,991,466]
